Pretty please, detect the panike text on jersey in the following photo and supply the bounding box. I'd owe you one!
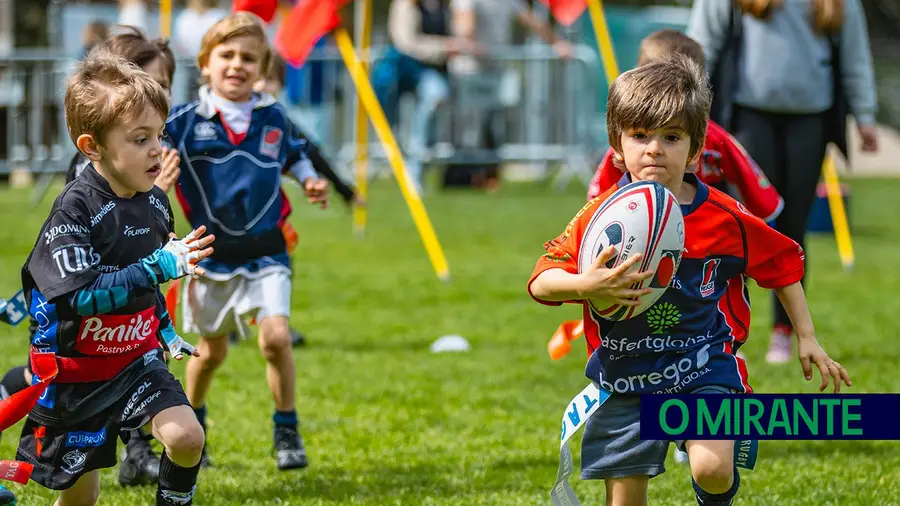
[13,165,174,427]
[589,121,784,222]
[165,86,316,280]
[529,173,804,395]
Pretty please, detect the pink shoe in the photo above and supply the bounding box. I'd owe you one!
[765,327,793,364]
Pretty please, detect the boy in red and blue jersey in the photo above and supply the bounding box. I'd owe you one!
[160,12,328,471]
[528,55,851,505]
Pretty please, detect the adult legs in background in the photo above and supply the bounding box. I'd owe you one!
[732,106,828,363]
[770,112,828,332]
[407,69,450,194]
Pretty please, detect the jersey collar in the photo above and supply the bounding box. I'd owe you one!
[80,162,151,199]
[615,172,708,215]
[195,85,277,119]
[80,162,117,197]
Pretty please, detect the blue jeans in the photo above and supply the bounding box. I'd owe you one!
[372,47,449,191]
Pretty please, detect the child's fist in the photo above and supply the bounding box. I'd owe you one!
[303,178,329,209]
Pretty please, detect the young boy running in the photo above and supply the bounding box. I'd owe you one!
[161,12,328,471]
[528,54,851,505]
[0,50,214,506]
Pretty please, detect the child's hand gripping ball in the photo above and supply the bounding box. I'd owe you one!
[578,181,685,321]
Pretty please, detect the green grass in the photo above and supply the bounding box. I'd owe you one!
[1,176,899,505]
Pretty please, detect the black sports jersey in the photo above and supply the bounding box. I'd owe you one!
[22,164,175,424]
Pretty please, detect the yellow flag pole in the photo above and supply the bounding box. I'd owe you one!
[159,0,172,38]
[334,27,451,281]
[821,151,854,269]
[352,0,372,238]
[585,0,619,84]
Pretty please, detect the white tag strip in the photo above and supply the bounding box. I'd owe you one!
[550,383,612,506]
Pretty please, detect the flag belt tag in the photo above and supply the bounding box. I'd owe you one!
[550,382,611,506]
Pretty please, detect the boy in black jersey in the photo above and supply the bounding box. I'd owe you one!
[0,50,214,506]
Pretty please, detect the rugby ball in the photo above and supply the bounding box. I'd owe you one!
[578,181,685,321]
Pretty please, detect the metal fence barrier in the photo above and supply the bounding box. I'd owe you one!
[0,44,604,193]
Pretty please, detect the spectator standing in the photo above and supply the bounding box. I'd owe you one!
[688,0,879,363]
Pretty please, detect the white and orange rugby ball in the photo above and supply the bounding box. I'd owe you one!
[578,180,685,321]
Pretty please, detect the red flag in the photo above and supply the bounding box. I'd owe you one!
[274,0,347,68]
[537,0,586,27]
[232,0,279,24]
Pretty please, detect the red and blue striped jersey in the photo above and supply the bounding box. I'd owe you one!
[529,173,804,394]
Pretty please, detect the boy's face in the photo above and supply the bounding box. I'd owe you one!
[87,109,166,196]
[204,35,266,102]
[617,123,697,191]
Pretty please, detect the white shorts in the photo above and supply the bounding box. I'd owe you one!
[181,269,291,337]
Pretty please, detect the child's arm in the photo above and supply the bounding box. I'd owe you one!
[306,141,356,205]
[739,211,851,392]
[774,282,852,392]
[528,193,653,307]
[531,247,653,306]
[714,124,784,222]
[283,113,329,208]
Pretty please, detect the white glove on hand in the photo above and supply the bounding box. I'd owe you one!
[160,324,197,360]
[162,229,205,277]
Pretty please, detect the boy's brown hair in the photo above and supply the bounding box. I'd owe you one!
[196,11,271,76]
[637,29,706,71]
[64,49,170,147]
[606,53,711,160]
[101,25,176,84]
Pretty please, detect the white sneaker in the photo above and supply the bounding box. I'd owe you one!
[765,329,793,364]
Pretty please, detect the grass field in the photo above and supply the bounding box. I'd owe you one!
[1,176,899,505]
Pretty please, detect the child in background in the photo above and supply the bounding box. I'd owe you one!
[160,12,328,471]
[528,54,850,506]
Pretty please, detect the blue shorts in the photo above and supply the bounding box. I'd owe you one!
[580,385,733,480]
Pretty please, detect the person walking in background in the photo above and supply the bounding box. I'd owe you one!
[372,0,480,194]
[688,0,879,364]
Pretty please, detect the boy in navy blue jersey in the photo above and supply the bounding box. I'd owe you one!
[0,50,214,506]
[528,54,851,505]
[161,12,328,471]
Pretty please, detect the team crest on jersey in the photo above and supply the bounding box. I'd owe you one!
[194,122,217,141]
[260,127,283,158]
[700,258,721,298]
